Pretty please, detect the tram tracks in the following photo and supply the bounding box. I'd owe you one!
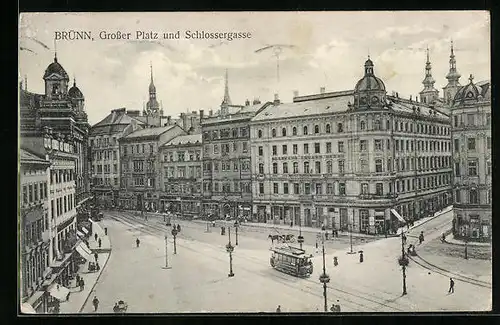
[107,212,411,312]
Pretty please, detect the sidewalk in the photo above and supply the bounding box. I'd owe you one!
[395,205,453,236]
[444,233,491,247]
[58,220,112,314]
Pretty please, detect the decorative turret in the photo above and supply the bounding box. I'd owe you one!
[419,48,439,104]
[43,54,70,98]
[353,57,387,109]
[443,41,461,105]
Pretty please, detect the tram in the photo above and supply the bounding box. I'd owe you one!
[269,246,313,278]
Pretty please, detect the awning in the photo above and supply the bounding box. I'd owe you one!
[49,285,70,301]
[89,219,104,234]
[81,227,89,234]
[391,209,406,223]
[77,231,85,238]
[76,243,93,261]
[21,302,37,314]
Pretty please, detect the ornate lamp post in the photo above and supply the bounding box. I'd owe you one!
[226,226,235,277]
[171,227,178,254]
[318,229,330,312]
[162,235,171,269]
[398,231,408,295]
[234,220,239,246]
[297,213,304,249]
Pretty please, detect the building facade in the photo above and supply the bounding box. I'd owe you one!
[118,125,186,211]
[159,134,203,217]
[450,76,491,241]
[20,149,51,313]
[250,58,452,234]
[89,108,145,208]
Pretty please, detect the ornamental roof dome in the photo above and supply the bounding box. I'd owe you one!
[43,57,69,80]
[453,74,483,105]
[68,80,84,99]
[354,58,386,93]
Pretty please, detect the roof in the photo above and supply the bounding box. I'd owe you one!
[387,96,449,119]
[20,148,50,165]
[93,110,145,128]
[43,57,69,80]
[68,81,84,99]
[123,124,177,140]
[162,134,202,147]
[271,246,308,257]
[236,103,265,114]
[252,95,353,122]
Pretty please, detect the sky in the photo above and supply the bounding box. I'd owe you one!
[19,11,490,125]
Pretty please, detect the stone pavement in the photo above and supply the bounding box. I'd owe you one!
[58,220,112,314]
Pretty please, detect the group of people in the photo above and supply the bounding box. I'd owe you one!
[75,274,85,291]
[94,233,102,248]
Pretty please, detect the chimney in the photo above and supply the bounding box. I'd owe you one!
[190,116,196,129]
[396,92,399,98]
[181,113,188,129]
[245,99,250,106]
[252,98,261,105]
[273,93,280,105]
[320,87,326,94]
[199,109,204,121]
[209,110,213,116]
[293,90,299,98]
[410,95,413,101]
[192,111,197,115]
[167,116,171,124]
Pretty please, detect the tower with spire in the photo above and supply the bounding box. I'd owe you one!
[443,41,461,105]
[145,62,161,126]
[419,48,439,104]
[220,69,232,117]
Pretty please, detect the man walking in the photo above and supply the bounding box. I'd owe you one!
[448,278,455,294]
[94,233,98,242]
[94,252,99,263]
[136,238,140,248]
[92,296,99,312]
[98,238,102,248]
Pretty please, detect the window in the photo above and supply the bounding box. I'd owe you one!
[337,123,343,133]
[454,139,459,152]
[259,163,264,174]
[455,189,461,203]
[326,142,332,153]
[294,183,300,194]
[281,127,287,137]
[468,160,477,176]
[214,144,219,154]
[487,137,491,150]
[242,142,248,153]
[326,124,331,133]
[327,183,334,194]
[487,160,491,175]
[259,183,264,194]
[360,140,367,151]
[304,183,311,194]
[387,158,392,172]
[374,120,381,130]
[258,130,263,138]
[314,125,320,134]
[361,183,368,194]
[360,159,368,173]
[314,143,320,154]
[282,145,288,155]
[374,139,382,151]
[360,121,366,130]
[375,183,383,196]
[273,163,278,174]
[292,127,297,136]
[339,183,346,195]
[272,146,277,156]
[467,113,475,126]
[304,161,310,173]
[258,146,263,156]
[283,183,289,194]
[303,126,308,135]
[338,160,345,174]
[375,159,383,172]
[467,138,476,150]
[273,183,279,194]
[283,162,288,174]
[272,129,277,137]
[338,141,344,153]
[304,144,309,154]
[315,183,322,194]
[293,162,299,174]
[293,144,298,155]
[315,161,321,174]
[469,189,478,204]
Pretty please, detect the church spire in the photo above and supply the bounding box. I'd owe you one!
[149,61,156,94]
[220,69,231,117]
[419,47,438,104]
[443,40,461,105]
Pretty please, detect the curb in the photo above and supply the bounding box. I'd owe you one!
[78,229,113,313]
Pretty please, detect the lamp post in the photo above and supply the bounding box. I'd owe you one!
[171,228,178,254]
[162,235,171,269]
[226,226,235,277]
[347,220,356,254]
[464,237,468,260]
[318,230,330,312]
[399,231,407,295]
[234,220,239,246]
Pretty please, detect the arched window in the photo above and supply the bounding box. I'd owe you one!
[326,124,331,133]
[258,163,264,174]
[282,128,287,136]
[327,160,333,173]
[337,123,344,133]
[374,120,381,130]
[360,121,366,130]
[258,130,263,138]
[304,161,310,173]
[303,126,308,135]
[272,129,276,137]
[314,125,320,134]
[232,128,238,138]
[292,127,297,135]
[293,162,299,174]
[386,120,390,130]
[375,159,383,172]
[272,163,278,174]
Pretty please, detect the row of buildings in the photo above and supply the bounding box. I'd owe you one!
[19,55,94,312]
[88,42,491,241]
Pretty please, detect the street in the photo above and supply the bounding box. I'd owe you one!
[82,209,492,313]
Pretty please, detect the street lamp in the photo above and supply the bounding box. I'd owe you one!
[226,226,235,277]
[234,220,239,246]
[398,231,408,295]
[318,229,330,312]
[162,235,172,269]
[171,227,178,255]
[347,220,356,255]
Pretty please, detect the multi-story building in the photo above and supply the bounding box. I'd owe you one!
[201,70,271,220]
[118,124,186,211]
[159,133,203,217]
[89,108,145,208]
[450,75,491,241]
[250,58,452,234]
[20,148,51,313]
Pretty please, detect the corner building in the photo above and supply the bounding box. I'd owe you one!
[250,58,452,234]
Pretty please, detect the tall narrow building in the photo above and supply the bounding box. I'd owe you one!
[443,41,462,105]
[419,48,439,104]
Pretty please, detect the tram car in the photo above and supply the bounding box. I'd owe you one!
[269,246,313,278]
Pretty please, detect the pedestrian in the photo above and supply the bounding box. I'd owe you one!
[448,278,455,294]
[94,233,98,242]
[80,278,85,291]
[98,238,102,248]
[113,303,119,313]
[96,262,100,271]
[94,252,98,262]
[333,256,338,267]
[290,220,293,228]
[76,274,81,286]
[136,238,140,248]
[105,227,108,236]
[276,305,281,313]
[335,300,341,312]
[419,231,425,245]
[92,296,99,312]
[359,251,364,263]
